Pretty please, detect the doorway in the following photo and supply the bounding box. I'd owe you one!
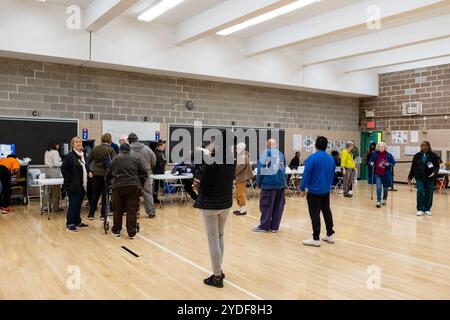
[360,131,382,181]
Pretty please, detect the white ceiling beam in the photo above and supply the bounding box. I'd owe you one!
[300,13,450,66]
[246,0,450,56]
[85,0,139,32]
[175,0,297,45]
[343,38,450,72]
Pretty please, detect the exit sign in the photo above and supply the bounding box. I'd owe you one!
[367,121,376,129]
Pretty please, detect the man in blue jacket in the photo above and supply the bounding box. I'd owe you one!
[301,136,336,247]
[254,138,286,233]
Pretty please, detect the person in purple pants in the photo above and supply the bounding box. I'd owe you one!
[253,139,286,233]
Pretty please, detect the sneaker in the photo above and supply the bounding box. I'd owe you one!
[77,223,89,228]
[252,226,269,233]
[88,215,94,220]
[376,202,381,208]
[303,238,321,247]
[349,191,353,195]
[0,207,8,214]
[343,194,353,198]
[232,210,240,214]
[112,232,120,238]
[203,275,224,288]
[382,200,387,206]
[338,190,344,194]
[235,211,247,216]
[322,235,335,244]
[270,229,278,233]
[148,213,156,219]
[417,211,424,216]
[425,211,432,216]
[129,235,135,239]
[66,226,78,232]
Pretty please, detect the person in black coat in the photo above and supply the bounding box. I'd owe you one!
[61,137,92,232]
[194,139,235,289]
[153,142,166,204]
[408,141,441,216]
[289,152,301,169]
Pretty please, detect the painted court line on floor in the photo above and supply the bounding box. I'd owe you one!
[246,214,450,271]
[137,233,264,300]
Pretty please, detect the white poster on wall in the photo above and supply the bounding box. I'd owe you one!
[293,134,302,151]
[410,130,419,143]
[303,136,315,152]
[405,146,420,156]
[102,120,160,144]
[388,145,401,160]
[392,131,408,144]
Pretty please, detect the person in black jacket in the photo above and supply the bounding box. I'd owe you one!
[289,151,301,169]
[153,142,166,204]
[105,143,148,239]
[194,139,235,289]
[408,141,441,216]
[61,137,92,232]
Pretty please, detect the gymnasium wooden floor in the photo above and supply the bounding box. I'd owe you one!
[0,183,449,300]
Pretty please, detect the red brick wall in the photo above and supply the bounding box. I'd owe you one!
[360,63,450,131]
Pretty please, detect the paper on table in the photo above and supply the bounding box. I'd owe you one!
[411,131,419,143]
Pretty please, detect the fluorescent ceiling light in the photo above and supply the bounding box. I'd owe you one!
[217,0,321,36]
[138,0,185,22]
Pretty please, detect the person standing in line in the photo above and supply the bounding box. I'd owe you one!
[233,143,253,216]
[44,141,63,212]
[119,135,128,145]
[301,136,336,247]
[351,141,360,186]
[195,138,235,288]
[253,138,286,233]
[408,141,440,217]
[128,133,157,218]
[153,141,167,204]
[87,133,116,220]
[61,137,91,232]
[341,141,356,198]
[365,142,377,186]
[369,142,396,208]
[105,143,148,239]
[0,155,21,213]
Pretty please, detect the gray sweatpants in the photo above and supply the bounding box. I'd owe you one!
[343,168,355,196]
[143,176,155,215]
[201,209,229,276]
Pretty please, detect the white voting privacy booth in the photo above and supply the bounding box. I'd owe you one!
[102,120,160,144]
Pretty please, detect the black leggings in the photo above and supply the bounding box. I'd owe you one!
[0,165,12,208]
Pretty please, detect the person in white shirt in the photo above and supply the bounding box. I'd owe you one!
[44,142,63,212]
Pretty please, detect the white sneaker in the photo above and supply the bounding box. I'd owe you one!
[303,238,321,247]
[425,211,432,216]
[338,190,344,194]
[381,200,386,206]
[417,211,424,216]
[349,191,353,195]
[322,235,335,244]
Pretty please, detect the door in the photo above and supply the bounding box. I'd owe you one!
[360,131,382,181]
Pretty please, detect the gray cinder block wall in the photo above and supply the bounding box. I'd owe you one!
[360,63,450,131]
[0,57,359,130]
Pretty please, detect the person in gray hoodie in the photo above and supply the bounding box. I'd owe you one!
[128,133,157,218]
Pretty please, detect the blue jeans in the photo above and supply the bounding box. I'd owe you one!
[67,189,85,227]
[375,174,388,202]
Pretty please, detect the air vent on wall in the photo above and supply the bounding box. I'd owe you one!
[402,102,422,116]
